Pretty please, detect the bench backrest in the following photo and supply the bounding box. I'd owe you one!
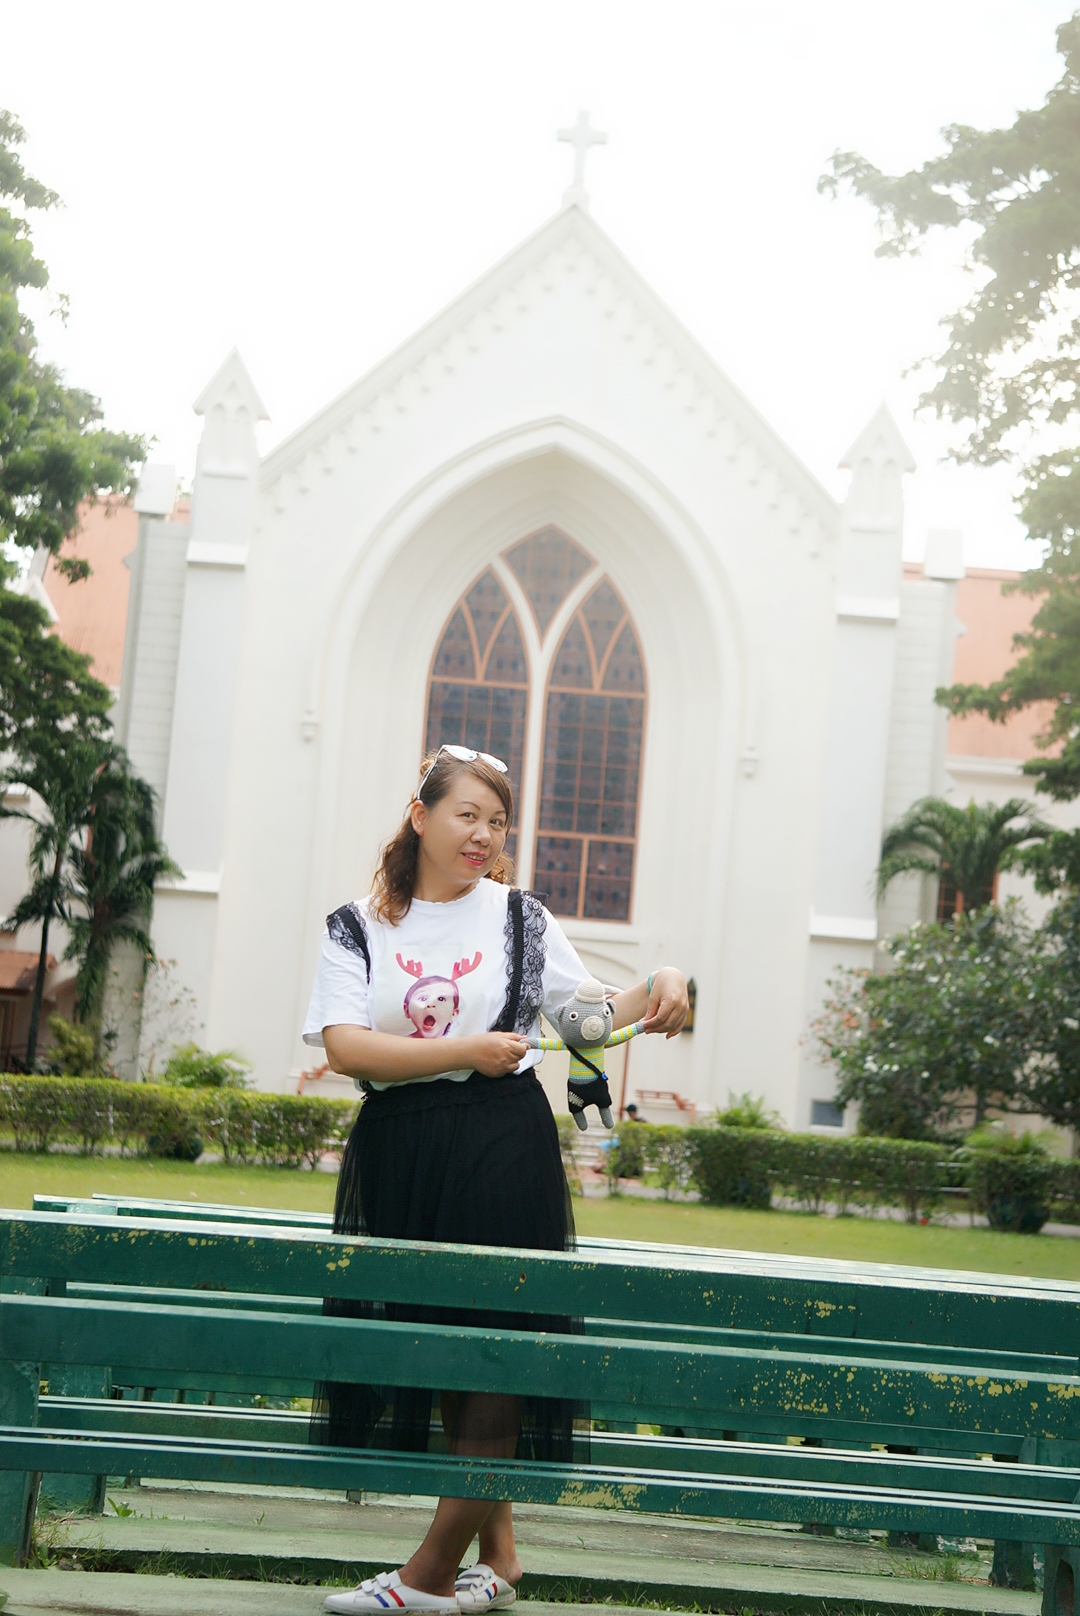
[4,1207,1080,1452]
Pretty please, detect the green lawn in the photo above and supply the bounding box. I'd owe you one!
[0,1153,338,1213]
[2,1152,1079,1280]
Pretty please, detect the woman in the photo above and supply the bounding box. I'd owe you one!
[303,744,689,1615]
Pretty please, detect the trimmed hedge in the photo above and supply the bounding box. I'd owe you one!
[0,1075,358,1167]
[685,1127,952,1221]
[590,1122,1080,1227]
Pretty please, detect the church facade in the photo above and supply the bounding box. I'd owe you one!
[104,201,969,1123]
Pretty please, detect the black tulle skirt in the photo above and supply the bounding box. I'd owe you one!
[310,1068,584,1462]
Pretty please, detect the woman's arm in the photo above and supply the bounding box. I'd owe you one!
[610,967,689,1039]
[323,1024,529,1082]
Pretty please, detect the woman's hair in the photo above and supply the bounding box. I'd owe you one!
[370,752,515,924]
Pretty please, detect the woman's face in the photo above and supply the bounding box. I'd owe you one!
[411,770,509,895]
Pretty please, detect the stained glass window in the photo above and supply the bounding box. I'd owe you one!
[424,540,646,921]
[504,527,593,636]
[534,580,645,921]
[424,569,528,859]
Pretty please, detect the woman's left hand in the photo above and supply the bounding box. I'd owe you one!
[643,967,690,1039]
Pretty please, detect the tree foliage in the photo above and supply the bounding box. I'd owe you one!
[877,796,1050,911]
[0,732,110,1066]
[821,16,1080,804]
[816,906,1040,1138]
[820,15,1080,469]
[1024,894,1080,1134]
[0,110,145,568]
[157,1044,251,1089]
[0,571,111,749]
[64,752,178,1050]
[0,738,176,1067]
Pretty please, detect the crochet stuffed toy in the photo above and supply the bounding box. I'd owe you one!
[527,977,646,1130]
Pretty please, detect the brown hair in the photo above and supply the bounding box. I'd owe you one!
[369,752,515,925]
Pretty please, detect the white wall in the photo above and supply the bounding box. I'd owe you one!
[166,208,844,1121]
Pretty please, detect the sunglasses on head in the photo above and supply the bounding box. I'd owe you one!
[417,744,509,797]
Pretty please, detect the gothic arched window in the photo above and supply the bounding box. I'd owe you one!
[533,580,645,921]
[423,532,645,922]
[424,570,528,860]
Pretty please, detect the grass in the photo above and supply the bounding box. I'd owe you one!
[0,1152,338,1213]
[576,1194,1080,1279]
[3,1151,1080,1279]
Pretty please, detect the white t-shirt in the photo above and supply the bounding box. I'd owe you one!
[302,880,593,1090]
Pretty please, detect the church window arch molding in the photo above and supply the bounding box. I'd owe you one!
[423,526,646,921]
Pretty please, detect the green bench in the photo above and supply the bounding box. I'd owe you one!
[3,1204,1080,1616]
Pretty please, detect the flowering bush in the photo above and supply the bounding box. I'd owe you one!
[815,905,1039,1138]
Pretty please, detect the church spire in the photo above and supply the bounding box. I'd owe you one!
[558,110,607,212]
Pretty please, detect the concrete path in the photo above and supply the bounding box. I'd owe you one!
[0,1570,1042,1616]
[7,1481,1038,1616]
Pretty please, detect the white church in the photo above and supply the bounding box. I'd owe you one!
[6,126,1048,1127]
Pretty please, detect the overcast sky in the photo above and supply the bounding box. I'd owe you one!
[2,1,1070,568]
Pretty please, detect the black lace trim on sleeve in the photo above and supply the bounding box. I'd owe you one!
[326,903,372,981]
[497,889,546,1035]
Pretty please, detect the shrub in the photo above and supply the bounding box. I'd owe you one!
[197,1093,353,1170]
[642,1124,693,1199]
[145,1091,204,1162]
[0,1074,357,1164]
[960,1126,1055,1234]
[1053,1157,1080,1226]
[43,1016,98,1078]
[816,907,1041,1138]
[687,1125,776,1208]
[158,1044,251,1088]
[773,1133,852,1215]
[0,1075,69,1152]
[555,1115,583,1193]
[607,1124,648,1188]
[59,1076,118,1155]
[842,1136,947,1223]
[685,1125,950,1219]
[714,1092,781,1130]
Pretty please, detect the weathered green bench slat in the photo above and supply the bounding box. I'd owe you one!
[5,1213,1078,1357]
[36,1196,1080,1299]
[594,1317,1075,1375]
[5,1427,1080,1546]
[54,1202,1080,1299]
[42,1202,1080,1299]
[7,1295,1080,1441]
[107,1368,312,1397]
[36,1197,328,1228]
[37,1396,1078,1503]
[50,1381,1038,1455]
[66,1282,322,1316]
[57,1282,1072,1379]
[40,1396,308,1444]
[591,1406,1032,1456]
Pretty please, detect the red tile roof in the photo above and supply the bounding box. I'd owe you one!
[0,952,58,992]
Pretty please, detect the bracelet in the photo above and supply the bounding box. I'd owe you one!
[647,973,656,995]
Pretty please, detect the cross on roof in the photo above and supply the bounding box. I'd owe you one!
[558,110,607,211]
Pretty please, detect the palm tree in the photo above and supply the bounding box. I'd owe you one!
[0,738,177,1068]
[65,756,178,1057]
[0,735,107,1067]
[877,797,1052,916]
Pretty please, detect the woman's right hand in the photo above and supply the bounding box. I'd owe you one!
[469,1031,530,1077]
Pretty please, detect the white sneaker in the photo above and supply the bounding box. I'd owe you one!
[455,1565,518,1611]
[324,1570,460,1613]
